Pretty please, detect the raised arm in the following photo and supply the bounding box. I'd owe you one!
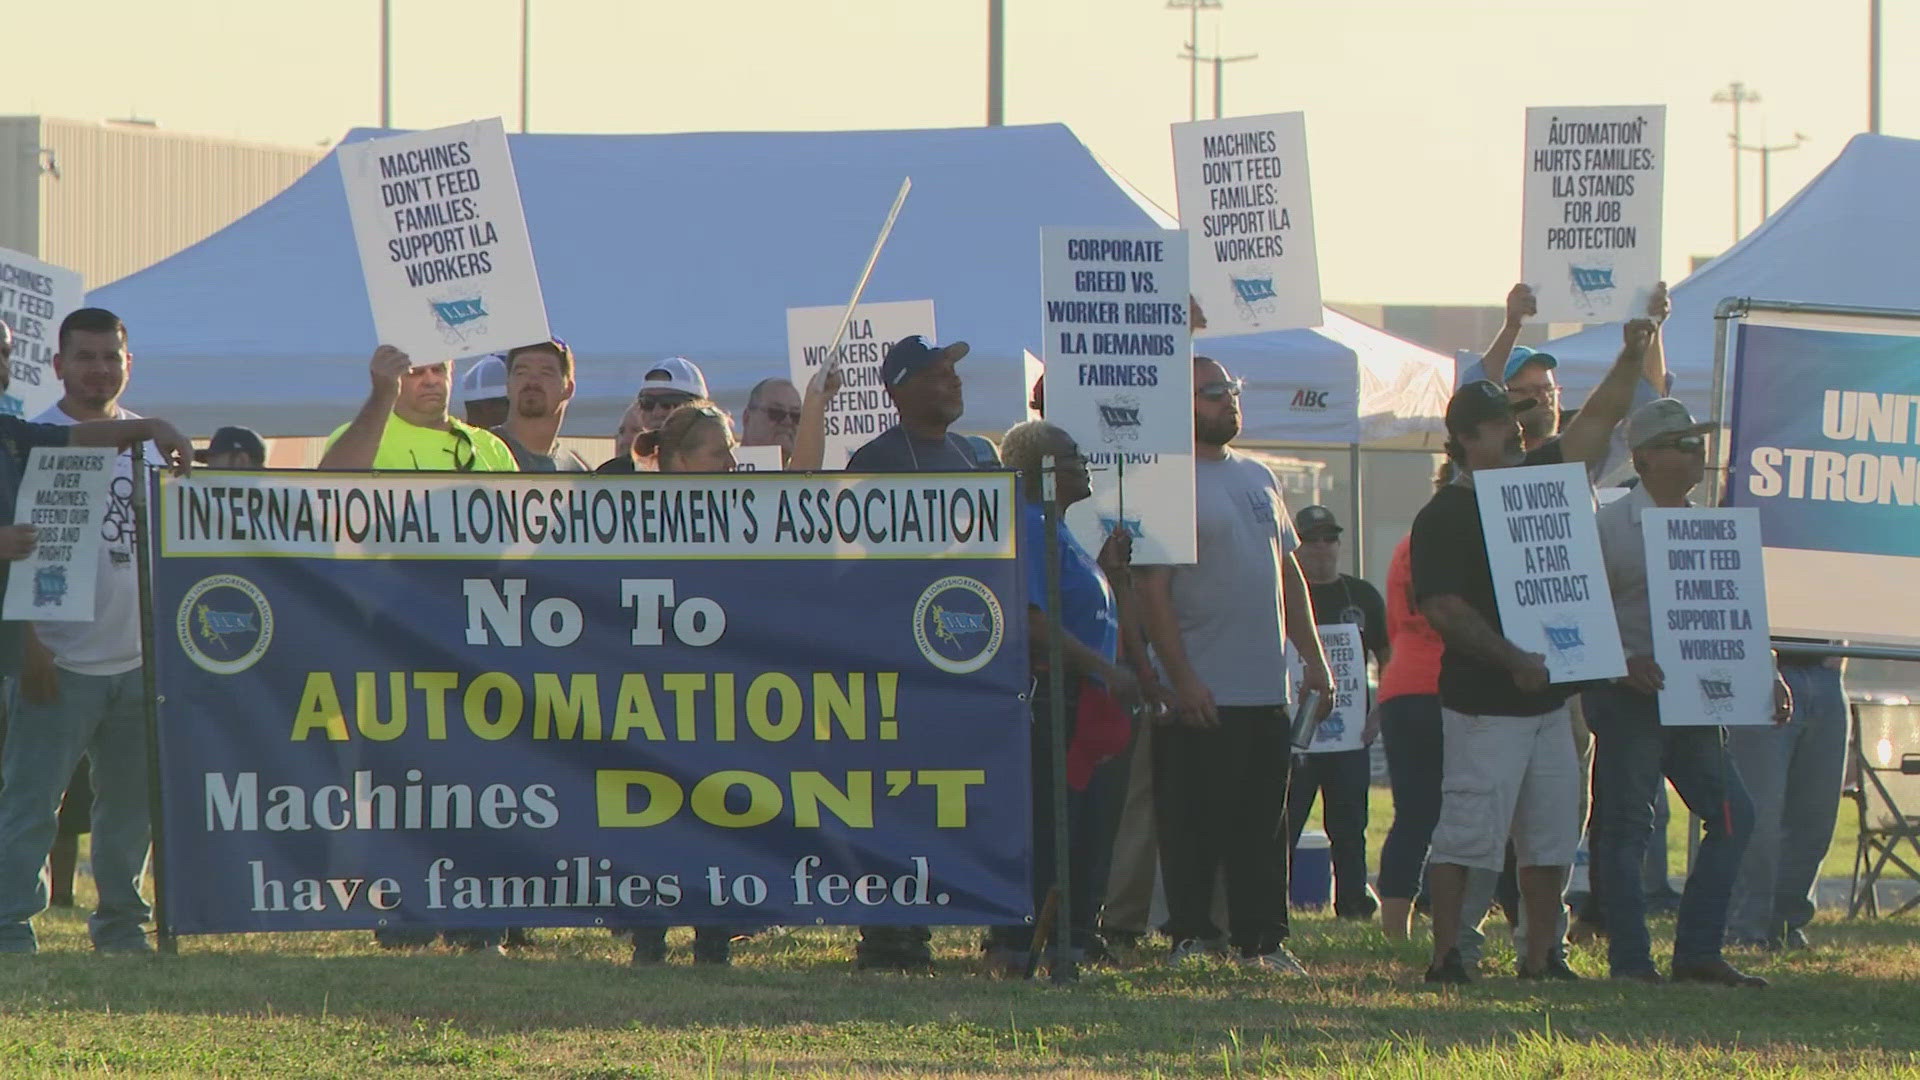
[318,346,410,471]
[1479,284,1537,385]
[1642,281,1671,394]
[787,362,843,472]
[1556,318,1656,465]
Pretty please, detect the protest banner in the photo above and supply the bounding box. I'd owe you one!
[1641,508,1773,726]
[1284,623,1366,753]
[0,448,113,620]
[1475,461,1626,683]
[788,300,935,470]
[150,472,1030,934]
[730,444,785,472]
[337,118,550,363]
[1171,112,1322,335]
[0,247,85,420]
[1723,312,1920,645]
[1522,106,1665,324]
[1041,227,1195,564]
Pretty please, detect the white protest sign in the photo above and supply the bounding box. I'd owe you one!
[1642,508,1774,726]
[1284,623,1367,753]
[1522,106,1665,324]
[787,300,934,470]
[1041,227,1195,564]
[337,118,550,362]
[731,444,785,472]
[1171,112,1322,336]
[1475,461,1626,683]
[2,448,113,621]
[0,248,85,421]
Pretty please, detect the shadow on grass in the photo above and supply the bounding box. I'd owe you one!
[0,914,1916,1074]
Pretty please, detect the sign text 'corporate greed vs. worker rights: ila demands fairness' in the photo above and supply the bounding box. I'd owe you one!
[153,472,1031,933]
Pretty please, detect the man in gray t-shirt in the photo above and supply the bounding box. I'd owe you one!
[492,340,591,473]
[1136,355,1332,972]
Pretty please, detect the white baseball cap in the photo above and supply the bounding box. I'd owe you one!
[639,356,709,400]
[459,355,509,403]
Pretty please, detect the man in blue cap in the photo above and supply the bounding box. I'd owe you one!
[845,336,997,473]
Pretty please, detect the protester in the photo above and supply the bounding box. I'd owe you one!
[1726,645,1850,949]
[844,337,997,473]
[1589,398,1783,987]
[495,340,591,471]
[742,378,803,456]
[599,357,710,472]
[981,421,1142,974]
[842,334,996,971]
[317,347,517,473]
[0,307,194,954]
[318,346,514,950]
[1453,287,1670,971]
[1136,355,1333,975]
[1413,319,1657,984]
[458,354,511,430]
[1285,505,1388,921]
[1374,463,1454,940]
[194,426,267,469]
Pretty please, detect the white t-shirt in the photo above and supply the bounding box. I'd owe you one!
[30,404,163,676]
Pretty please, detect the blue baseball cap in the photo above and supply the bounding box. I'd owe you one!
[1502,345,1557,383]
[880,336,970,388]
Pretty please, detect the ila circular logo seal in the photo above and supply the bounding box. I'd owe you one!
[912,576,1004,675]
[177,575,274,675]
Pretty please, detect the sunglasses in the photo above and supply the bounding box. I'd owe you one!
[1196,378,1244,401]
[639,393,696,413]
[1648,434,1706,453]
[409,425,477,472]
[755,406,803,424]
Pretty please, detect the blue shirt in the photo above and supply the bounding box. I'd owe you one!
[1020,499,1118,666]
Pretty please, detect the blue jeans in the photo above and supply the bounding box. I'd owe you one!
[1588,684,1753,972]
[0,668,151,951]
[1725,661,1848,943]
[1377,695,1442,901]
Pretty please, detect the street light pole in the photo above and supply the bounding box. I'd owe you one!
[1712,81,1762,241]
[1870,0,1882,133]
[1167,0,1222,122]
[987,0,1005,125]
[520,0,531,133]
[1736,131,1808,220]
[1176,46,1257,119]
[379,0,392,128]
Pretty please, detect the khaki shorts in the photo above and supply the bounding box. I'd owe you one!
[1429,705,1582,872]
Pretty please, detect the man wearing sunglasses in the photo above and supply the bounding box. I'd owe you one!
[319,347,516,473]
[1135,355,1334,975]
[1587,398,1786,987]
[741,378,803,457]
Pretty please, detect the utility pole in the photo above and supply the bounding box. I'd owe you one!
[987,0,1005,125]
[1712,81,1761,241]
[1736,129,1808,220]
[1167,0,1222,122]
[379,0,392,128]
[1870,0,1882,133]
[1176,45,1257,119]
[520,0,531,133]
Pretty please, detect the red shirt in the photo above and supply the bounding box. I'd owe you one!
[1378,535,1444,701]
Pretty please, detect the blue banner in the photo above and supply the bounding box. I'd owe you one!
[1727,322,1920,559]
[152,471,1031,935]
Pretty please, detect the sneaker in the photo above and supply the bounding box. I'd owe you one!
[1780,927,1811,951]
[1424,947,1472,985]
[1168,937,1227,964]
[1610,968,1666,984]
[1238,945,1309,975]
[1518,955,1581,981]
[1671,957,1768,988]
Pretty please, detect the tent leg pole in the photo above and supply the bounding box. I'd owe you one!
[1347,443,1364,580]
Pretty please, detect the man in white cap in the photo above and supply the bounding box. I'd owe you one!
[459,355,511,430]
[1589,398,1786,987]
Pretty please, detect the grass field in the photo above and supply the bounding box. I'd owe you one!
[2,797,1915,1080]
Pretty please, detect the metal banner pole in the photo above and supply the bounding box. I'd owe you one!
[131,456,175,955]
[1040,454,1076,985]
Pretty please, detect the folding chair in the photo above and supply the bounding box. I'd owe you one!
[1847,702,1920,918]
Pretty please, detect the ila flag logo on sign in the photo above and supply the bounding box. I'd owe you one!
[177,575,276,675]
[913,576,1005,675]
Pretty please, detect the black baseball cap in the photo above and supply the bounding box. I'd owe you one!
[1294,505,1342,538]
[880,335,970,389]
[194,426,267,464]
[1445,380,1535,437]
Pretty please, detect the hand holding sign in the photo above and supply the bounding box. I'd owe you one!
[1511,651,1551,693]
[0,525,36,561]
[370,345,412,395]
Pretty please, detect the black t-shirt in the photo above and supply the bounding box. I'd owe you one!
[1410,442,1572,717]
[845,427,999,473]
[1307,574,1388,664]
